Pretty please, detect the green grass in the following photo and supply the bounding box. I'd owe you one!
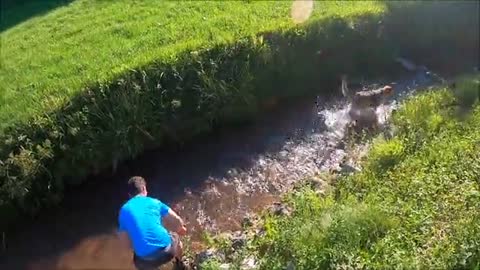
[254,75,480,269]
[0,0,384,131]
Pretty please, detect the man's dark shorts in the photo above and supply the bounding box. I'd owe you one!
[133,233,181,270]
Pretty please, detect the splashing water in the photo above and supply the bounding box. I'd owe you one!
[174,67,442,242]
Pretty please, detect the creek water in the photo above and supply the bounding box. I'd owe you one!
[0,68,450,270]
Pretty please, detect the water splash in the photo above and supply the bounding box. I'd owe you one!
[174,67,442,244]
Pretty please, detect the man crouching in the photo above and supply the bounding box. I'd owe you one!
[118,176,188,270]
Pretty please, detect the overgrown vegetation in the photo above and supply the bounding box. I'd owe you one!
[254,75,480,269]
[0,0,478,233]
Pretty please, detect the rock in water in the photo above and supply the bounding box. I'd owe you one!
[286,261,296,270]
[291,0,314,24]
[269,202,291,216]
[219,263,231,270]
[196,249,224,268]
[242,215,254,228]
[230,231,247,250]
[241,256,258,270]
[339,163,360,175]
[306,176,324,190]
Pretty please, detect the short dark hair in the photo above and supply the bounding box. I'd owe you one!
[127,176,146,196]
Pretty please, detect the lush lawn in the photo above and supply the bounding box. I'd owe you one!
[254,75,480,269]
[0,0,384,131]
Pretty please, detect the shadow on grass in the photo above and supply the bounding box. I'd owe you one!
[1,0,73,32]
[451,73,480,119]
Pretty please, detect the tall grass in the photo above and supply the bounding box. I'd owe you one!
[255,75,480,269]
[0,0,73,31]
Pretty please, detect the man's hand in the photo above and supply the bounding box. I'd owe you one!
[177,224,187,236]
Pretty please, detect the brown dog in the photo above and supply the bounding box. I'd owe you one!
[341,75,394,131]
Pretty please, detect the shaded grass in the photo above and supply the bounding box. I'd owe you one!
[452,74,480,109]
[255,75,480,269]
[0,0,73,32]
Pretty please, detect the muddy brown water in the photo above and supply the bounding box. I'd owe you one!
[0,68,463,270]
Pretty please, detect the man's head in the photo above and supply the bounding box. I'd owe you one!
[127,176,147,197]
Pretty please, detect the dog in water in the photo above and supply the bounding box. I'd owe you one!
[341,75,394,132]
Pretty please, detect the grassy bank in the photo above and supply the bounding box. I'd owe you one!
[0,1,478,231]
[251,75,480,269]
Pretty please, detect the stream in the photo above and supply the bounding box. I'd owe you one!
[0,67,452,270]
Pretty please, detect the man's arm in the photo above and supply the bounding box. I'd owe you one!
[165,208,187,235]
[161,206,187,236]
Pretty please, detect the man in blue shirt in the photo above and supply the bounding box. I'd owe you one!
[118,176,187,269]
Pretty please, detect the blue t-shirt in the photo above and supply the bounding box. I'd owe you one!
[118,196,172,257]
